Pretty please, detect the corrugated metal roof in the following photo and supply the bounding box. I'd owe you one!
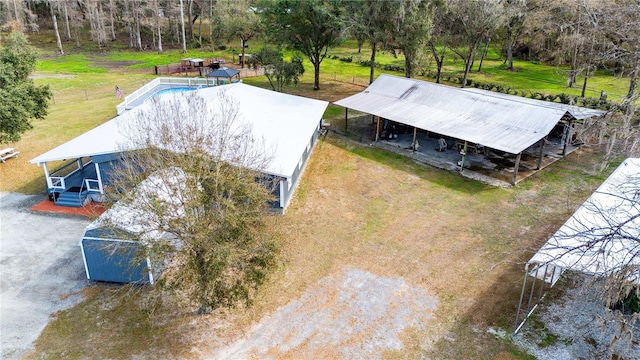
[529,158,640,279]
[31,83,328,179]
[334,74,606,154]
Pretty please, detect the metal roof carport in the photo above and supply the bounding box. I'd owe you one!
[334,74,606,184]
[513,158,640,333]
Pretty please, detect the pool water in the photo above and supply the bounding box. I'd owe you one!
[150,86,198,100]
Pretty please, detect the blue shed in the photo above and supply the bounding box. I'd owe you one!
[79,169,186,284]
[80,226,157,284]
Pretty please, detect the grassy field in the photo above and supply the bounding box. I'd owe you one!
[2,37,628,358]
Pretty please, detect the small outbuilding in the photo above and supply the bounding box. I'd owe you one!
[205,67,241,85]
[80,169,186,284]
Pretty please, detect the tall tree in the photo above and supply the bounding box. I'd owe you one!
[49,2,64,55]
[86,0,108,49]
[502,0,529,70]
[179,0,187,52]
[61,0,72,41]
[221,0,262,69]
[388,0,438,78]
[153,0,163,53]
[107,0,117,41]
[259,0,344,90]
[427,4,448,84]
[343,0,395,84]
[443,0,505,87]
[107,91,278,314]
[0,31,52,143]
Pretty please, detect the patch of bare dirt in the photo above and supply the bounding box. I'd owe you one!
[208,268,438,359]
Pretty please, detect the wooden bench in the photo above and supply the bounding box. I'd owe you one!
[0,147,20,163]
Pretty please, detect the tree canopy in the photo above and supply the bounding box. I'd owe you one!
[251,47,305,92]
[0,31,51,144]
[258,0,344,90]
[108,91,279,314]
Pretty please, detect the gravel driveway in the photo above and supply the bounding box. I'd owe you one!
[0,193,90,359]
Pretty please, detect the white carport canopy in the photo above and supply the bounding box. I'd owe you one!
[529,157,640,277]
[514,158,640,334]
[334,74,606,154]
[30,83,329,179]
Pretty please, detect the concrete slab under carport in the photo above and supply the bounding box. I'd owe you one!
[0,192,90,359]
[340,115,577,187]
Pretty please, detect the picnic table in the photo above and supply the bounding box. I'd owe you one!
[0,147,20,163]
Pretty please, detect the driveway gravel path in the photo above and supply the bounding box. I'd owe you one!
[0,193,90,359]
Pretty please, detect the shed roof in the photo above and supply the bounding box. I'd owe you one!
[31,83,328,179]
[529,158,640,279]
[206,67,240,78]
[334,74,606,154]
[86,167,188,237]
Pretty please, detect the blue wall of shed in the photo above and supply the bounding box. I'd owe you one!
[81,237,151,284]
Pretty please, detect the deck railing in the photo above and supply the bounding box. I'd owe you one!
[116,77,212,115]
[48,176,66,190]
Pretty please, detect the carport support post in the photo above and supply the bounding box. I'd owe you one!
[344,108,348,132]
[536,137,546,170]
[375,116,380,141]
[562,119,573,156]
[460,141,468,169]
[512,152,522,185]
[411,127,417,152]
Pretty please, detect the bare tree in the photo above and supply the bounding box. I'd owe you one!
[60,0,72,41]
[108,0,117,41]
[106,91,279,314]
[153,0,163,53]
[179,0,187,52]
[86,0,108,49]
[49,2,64,55]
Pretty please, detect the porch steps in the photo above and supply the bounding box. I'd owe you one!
[55,190,89,208]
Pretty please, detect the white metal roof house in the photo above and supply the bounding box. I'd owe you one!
[514,158,640,333]
[30,79,329,213]
[334,74,606,184]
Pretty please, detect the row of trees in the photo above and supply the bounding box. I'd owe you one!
[2,0,637,99]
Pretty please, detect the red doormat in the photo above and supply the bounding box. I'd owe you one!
[31,197,106,217]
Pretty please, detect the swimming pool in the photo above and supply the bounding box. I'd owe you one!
[148,86,199,100]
